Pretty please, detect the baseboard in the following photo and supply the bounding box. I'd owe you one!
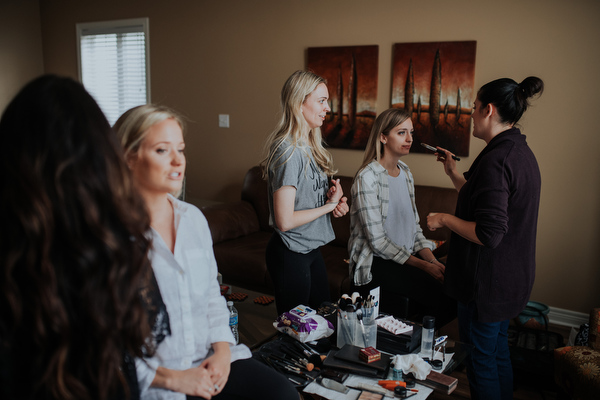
[548,306,588,328]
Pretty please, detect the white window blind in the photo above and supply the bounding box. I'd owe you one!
[77,18,149,125]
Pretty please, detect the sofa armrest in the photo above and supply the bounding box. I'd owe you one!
[201,201,261,244]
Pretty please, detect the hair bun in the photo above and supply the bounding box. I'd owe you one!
[518,77,544,99]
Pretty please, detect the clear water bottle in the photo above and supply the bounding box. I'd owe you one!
[227,301,239,344]
[420,315,435,359]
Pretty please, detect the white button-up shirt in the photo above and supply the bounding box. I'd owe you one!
[136,195,251,399]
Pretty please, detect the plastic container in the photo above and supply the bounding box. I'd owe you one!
[337,308,377,348]
[420,316,435,358]
[337,310,357,348]
[227,301,239,344]
[356,307,377,348]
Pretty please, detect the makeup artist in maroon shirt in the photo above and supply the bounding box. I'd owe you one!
[426,77,544,400]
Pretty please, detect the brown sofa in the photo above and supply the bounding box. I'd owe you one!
[200,166,458,301]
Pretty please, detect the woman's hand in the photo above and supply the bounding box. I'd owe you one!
[427,259,446,283]
[434,147,466,191]
[427,212,445,231]
[435,147,457,176]
[152,366,215,398]
[413,249,445,283]
[326,178,344,203]
[328,179,349,218]
[428,212,483,246]
[200,342,231,395]
[332,196,349,218]
[273,178,348,231]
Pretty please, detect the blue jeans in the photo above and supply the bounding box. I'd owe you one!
[458,301,512,400]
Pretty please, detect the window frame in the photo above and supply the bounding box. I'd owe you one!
[76,17,151,123]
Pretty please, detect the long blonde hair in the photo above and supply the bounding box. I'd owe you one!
[113,104,185,159]
[114,104,186,198]
[260,70,336,178]
[356,108,411,176]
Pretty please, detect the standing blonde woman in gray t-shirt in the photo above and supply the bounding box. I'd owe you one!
[260,70,349,315]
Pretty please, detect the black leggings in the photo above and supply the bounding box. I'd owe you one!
[266,233,330,316]
[188,357,298,400]
[352,256,456,329]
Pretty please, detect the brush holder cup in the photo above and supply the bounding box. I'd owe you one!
[337,308,377,349]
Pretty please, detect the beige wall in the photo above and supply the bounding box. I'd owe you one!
[0,0,44,112]
[5,0,600,314]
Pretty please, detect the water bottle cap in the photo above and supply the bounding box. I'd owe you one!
[423,316,435,329]
[227,301,233,306]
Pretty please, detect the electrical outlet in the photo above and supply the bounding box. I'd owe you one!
[218,114,230,128]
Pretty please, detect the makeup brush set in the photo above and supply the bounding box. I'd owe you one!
[258,340,326,385]
[336,292,378,349]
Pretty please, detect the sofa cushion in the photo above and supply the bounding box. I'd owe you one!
[213,231,274,294]
[414,185,458,242]
[554,346,600,399]
[202,201,260,243]
[241,166,273,233]
[321,245,352,299]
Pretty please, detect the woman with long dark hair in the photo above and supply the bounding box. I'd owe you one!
[427,77,544,400]
[0,75,164,399]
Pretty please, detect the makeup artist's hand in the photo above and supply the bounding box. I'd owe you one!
[427,212,445,231]
[435,147,457,176]
[200,342,231,396]
[435,147,467,191]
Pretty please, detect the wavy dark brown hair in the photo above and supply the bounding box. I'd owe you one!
[0,75,154,399]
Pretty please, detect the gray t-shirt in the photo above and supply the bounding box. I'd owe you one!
[267,140,335,254]
[384,169,417,254]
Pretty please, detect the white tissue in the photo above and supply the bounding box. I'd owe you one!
[391,354,432,380]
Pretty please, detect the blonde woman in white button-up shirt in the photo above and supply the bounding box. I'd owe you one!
[115,105,298,400]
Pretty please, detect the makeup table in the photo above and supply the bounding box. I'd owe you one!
[301,346,465,400]
[303,373,433,400]
[224,285,279,350]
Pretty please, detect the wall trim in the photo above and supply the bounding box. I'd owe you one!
[548,306,588,328]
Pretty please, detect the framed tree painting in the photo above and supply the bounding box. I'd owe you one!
[391,41,476,156]
[307,45,378,150]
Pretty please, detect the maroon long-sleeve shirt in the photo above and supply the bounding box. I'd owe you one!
[444,127,541,323]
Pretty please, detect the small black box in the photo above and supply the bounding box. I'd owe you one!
[376,321,422,354]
